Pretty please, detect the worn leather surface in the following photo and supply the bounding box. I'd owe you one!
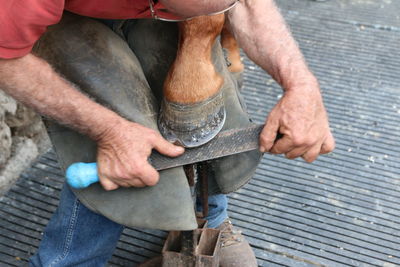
[208,44,262,194]
[126,20,262,195]
[34,13,197,231]
[34,13,261,229]
[218,220,258,267]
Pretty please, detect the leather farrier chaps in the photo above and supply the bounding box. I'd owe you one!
[33,13,262,230]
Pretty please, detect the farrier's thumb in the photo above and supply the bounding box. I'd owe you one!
[153,134,185,157]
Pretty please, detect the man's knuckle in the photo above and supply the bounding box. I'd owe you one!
[128,160,140,171]
[326,142,335,152]
[133,180,146,187]
[303,153,317,163]
[118,182,130,188]
[102,182,117,191]
[146,175,159,186]
[260,133,273,142]
[132,166,146,178]
[146,130,159,142]
[307,157,315,163]
[269,146,280,154]
[285,153,296,159]
[119,167,134,179]
[307,139,316,147]
[126,170,138,179]
[292,135,306,146]
[122,174,134,182]
[113,169,125,179]
[146,179,158,186]
[296,134,318,147]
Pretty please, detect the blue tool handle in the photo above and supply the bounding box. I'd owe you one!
[66,162,99,189]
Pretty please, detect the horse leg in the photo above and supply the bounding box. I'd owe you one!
[221,23,244,88]
[160,14,226,147]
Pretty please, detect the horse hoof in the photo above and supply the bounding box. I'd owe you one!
[158,91,225,148]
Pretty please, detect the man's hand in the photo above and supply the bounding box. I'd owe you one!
[96,120,184,191]
[0,54,184,191]
[259,85,335,162]
[227,0,335,161]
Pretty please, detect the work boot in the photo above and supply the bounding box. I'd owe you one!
[218,219,258,267]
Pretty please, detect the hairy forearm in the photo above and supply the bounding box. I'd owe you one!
[228,0,317,90]
[0,53,124,140]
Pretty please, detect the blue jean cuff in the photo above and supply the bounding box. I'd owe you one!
[198,194,228,228]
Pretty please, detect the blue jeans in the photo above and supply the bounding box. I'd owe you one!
[29,184,227,266]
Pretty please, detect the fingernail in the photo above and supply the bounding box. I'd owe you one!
[175,146,185,153]
[259,146,266,153]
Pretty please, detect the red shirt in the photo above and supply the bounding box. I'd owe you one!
[0,0,174,59]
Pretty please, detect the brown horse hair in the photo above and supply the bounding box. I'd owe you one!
[221,24,244,73]
[163,13,225,104]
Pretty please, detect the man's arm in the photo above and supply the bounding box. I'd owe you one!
[227,0,335,162]
[0,53,184,190]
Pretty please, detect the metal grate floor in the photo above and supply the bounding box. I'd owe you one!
[1,0,400,266]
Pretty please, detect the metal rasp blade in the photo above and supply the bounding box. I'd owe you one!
[149,123,264,170]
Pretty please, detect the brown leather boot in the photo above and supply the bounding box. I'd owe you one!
[218,219,258,267]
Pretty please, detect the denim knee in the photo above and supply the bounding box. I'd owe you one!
[29,184,124,267]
